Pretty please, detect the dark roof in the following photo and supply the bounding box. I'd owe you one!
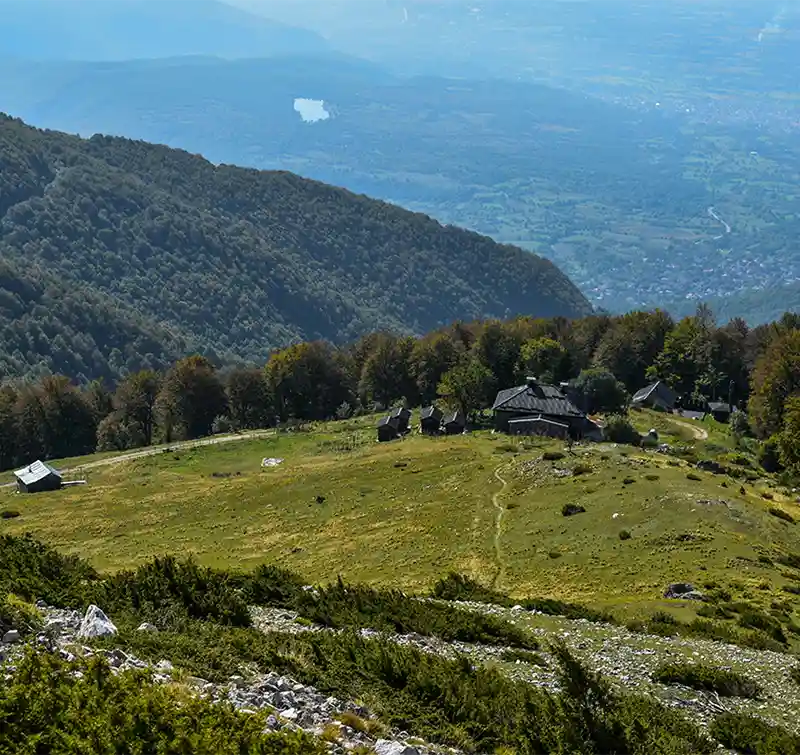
[377,416,400,429]
[443,410,465,426]
[420,406,442,420]
[708,401,732,413]
[390,407,411,419]
[14,460,61,486]
[632,380,677,406]
[492,383,584,418]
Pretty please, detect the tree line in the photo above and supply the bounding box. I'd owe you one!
[2,305,799,474]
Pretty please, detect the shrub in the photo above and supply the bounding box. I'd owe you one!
[572,463,593,476]
[618,530,632,541]
[737,609,787,644]
[759,435,784,473]
[430,573,506,604]
[548,550,563,559]
[0,593,43,635]
[710,712,800,755]
[125,625,713,754]
[92,556,252,627]
[791,667,800,686]
[653,662,761,699]
[337,711,386,737]
[686,472,702,481]
[562,503,586,517]
[543,450,566,461]
[0,533,99,607]
[769,506,794,523]
[295,578,538,649]
[0,650,324,755]
[0,510,20,519]
[602,415,641,446]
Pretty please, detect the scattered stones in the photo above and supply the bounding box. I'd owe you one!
[78,605,118,638]
[374,740,421,755]
[0,603,444,755]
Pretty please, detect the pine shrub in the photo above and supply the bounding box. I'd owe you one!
[653,662,761,699]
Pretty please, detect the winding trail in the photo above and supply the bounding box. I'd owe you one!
[490,464,510,589]
[668,418,709,441]
[2,430,276,488]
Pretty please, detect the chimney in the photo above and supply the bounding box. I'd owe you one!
[526,376,538,388]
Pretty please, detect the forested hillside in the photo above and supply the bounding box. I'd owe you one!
[0,115,590,381]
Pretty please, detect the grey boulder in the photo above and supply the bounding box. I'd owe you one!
[374,741,421,755]
[78,605,118,638]
[2,629,20,644]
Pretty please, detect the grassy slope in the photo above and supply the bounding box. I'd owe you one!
[1,411,797,613]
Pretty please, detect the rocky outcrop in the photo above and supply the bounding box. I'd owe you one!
[78,605,118,638]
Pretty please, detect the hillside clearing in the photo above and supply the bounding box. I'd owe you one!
[1,412,797,619]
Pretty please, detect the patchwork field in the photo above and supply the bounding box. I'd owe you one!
[3,410,798,619]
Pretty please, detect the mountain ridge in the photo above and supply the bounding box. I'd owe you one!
[0,114,590,381]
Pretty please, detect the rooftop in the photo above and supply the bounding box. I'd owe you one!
[492,382,584,418]
[14,460,62,486]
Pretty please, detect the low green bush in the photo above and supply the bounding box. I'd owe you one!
[769,506,795,523]
[0,533,99,607]
[737,609,787,645]
[618,530,632,541]
[562,503,586,517]
[295,578,538,649]
[543,450,566,461]
[108,622,714,755]
[430,573,616,624]
[0,593,43,635]
[710,712,800,755]
[603,415,641,446]
[0,510,20,519]
[0,649,323,755]
[430,572,506,604]
[653,662,761,699]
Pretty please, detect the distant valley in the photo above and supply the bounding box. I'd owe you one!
[2,53,799,317]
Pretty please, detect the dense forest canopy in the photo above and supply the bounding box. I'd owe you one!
[4,304,800,482]
[0,115,590,382]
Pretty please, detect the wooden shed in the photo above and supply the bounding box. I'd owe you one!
[442,410,466,435]
[377,415,401,442]
[14,460,62,494]
[708,402,733,423]
[389,406,412,434]
[419,406,443,435]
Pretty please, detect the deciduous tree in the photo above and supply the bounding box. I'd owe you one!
[267,342,352,421]
[571,368,629,415]
[438,358,494,417]
[226,367,273,430]
[156,356,227,440]
[748,329,800,438]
